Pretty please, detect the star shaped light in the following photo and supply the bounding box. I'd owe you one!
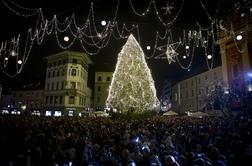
[155,42,180,64]
[161,1,174,15]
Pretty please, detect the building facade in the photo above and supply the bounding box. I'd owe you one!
[172,66,223,114]
[44,51,92,116]
[218,11,252,96]
[94,72,113,109]
[11,89,44,112]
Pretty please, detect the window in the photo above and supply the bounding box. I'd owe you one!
[47,71,51,78]
[61,81,64,90]
[107,77,110,81]
[61,69,65,76]
[98,86,101,92]
[48,63,52,68]
[69,96,75,104]
[191,80,194,86]
[50,96,53,104]
[59,96,63,104]
[45,96,49,104]
[206,87,209,94]
[47,83,50,90]
[63,59,67,64]
[71,69,77,76]
[70,82,76,89]
[51,82,54,91]
[56,82,59,90]
[72,59,77,63]
[57,70,60,77]
[52,71,55,77]
[58,60,62,65]
[98,76,102,81]
[205,75,208,80]
[79,96,82,105]
[54,96,58,104]
[233,64,239,77]
[192,90,194,96]
[53,62,57,67]
[97,96,100,103]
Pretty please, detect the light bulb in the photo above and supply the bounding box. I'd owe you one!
[183,55,187,59]
[101,20,107,26]
[17,60,22,64]
[185,45,189,49]
[10,50,16,56]
[4,57,8,61]
[207,54,212,59]
[64,36,69,42]
[146,46,151,50]
[236,34,242,41]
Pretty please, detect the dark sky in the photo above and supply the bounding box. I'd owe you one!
[0,0,238,96]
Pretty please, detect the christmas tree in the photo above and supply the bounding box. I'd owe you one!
[106,34,160,112]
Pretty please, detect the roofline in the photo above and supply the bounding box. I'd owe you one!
[44,50,93,64]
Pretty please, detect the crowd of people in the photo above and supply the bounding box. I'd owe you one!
[0,112,252,166]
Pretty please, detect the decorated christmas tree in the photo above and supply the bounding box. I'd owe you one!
[106,34,160,112]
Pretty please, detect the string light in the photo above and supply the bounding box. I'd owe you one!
[1,0,250,77]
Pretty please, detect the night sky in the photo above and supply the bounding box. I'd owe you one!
[0,0,238,96]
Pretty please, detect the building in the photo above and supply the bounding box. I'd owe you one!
[172,66,223,114]
[218,10,252,96]
[11,87,44,113]
[94,72,113,109]
[44,51,92,116]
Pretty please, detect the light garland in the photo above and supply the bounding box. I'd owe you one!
[1,0,250,77]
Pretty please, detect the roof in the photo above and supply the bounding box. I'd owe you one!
[45,50,93,65]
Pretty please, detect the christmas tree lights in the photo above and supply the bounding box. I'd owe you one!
[106,34,160,112]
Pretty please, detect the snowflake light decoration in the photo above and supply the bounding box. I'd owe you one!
[161,1,174,15]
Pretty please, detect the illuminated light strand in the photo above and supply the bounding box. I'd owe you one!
[3,0,38,11]
[175,39,196,70]
[129,0,185,27]
[1,0,40,17]
[152,0,184,27]
[129,0,153,16]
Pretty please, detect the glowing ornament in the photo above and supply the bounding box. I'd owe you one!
[17,60,22,64]
[183,55,187,59]
[101,20,107,26]
[64,36,69,42]
[207,54,212,59]
[4,57,8,61]
[236,34,242,41]
[10,50,16,56]
[146,46,151,50]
